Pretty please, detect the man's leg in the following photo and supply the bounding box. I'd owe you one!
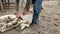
[16,0,19,11]
[32,0,42,24]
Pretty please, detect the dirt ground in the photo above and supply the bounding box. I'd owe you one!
[0,1,60,34]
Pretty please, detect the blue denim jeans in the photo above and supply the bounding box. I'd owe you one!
[32,0,42,24]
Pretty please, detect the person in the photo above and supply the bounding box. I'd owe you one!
[31,0,42,24]
[16,0,42,25]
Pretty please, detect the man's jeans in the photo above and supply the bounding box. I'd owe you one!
[32,0,42,24]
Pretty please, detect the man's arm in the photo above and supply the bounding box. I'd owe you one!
[24,0,31,11]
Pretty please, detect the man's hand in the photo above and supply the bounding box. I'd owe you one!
[22,9,28,15]
[15,12,21,19]
[22,9,32,15]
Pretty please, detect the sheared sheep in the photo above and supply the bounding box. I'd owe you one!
[0,13,33,32]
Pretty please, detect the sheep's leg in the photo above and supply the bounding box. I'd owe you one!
[20,24,26,30]
[20,23,29,30]
[0,23,20,32]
